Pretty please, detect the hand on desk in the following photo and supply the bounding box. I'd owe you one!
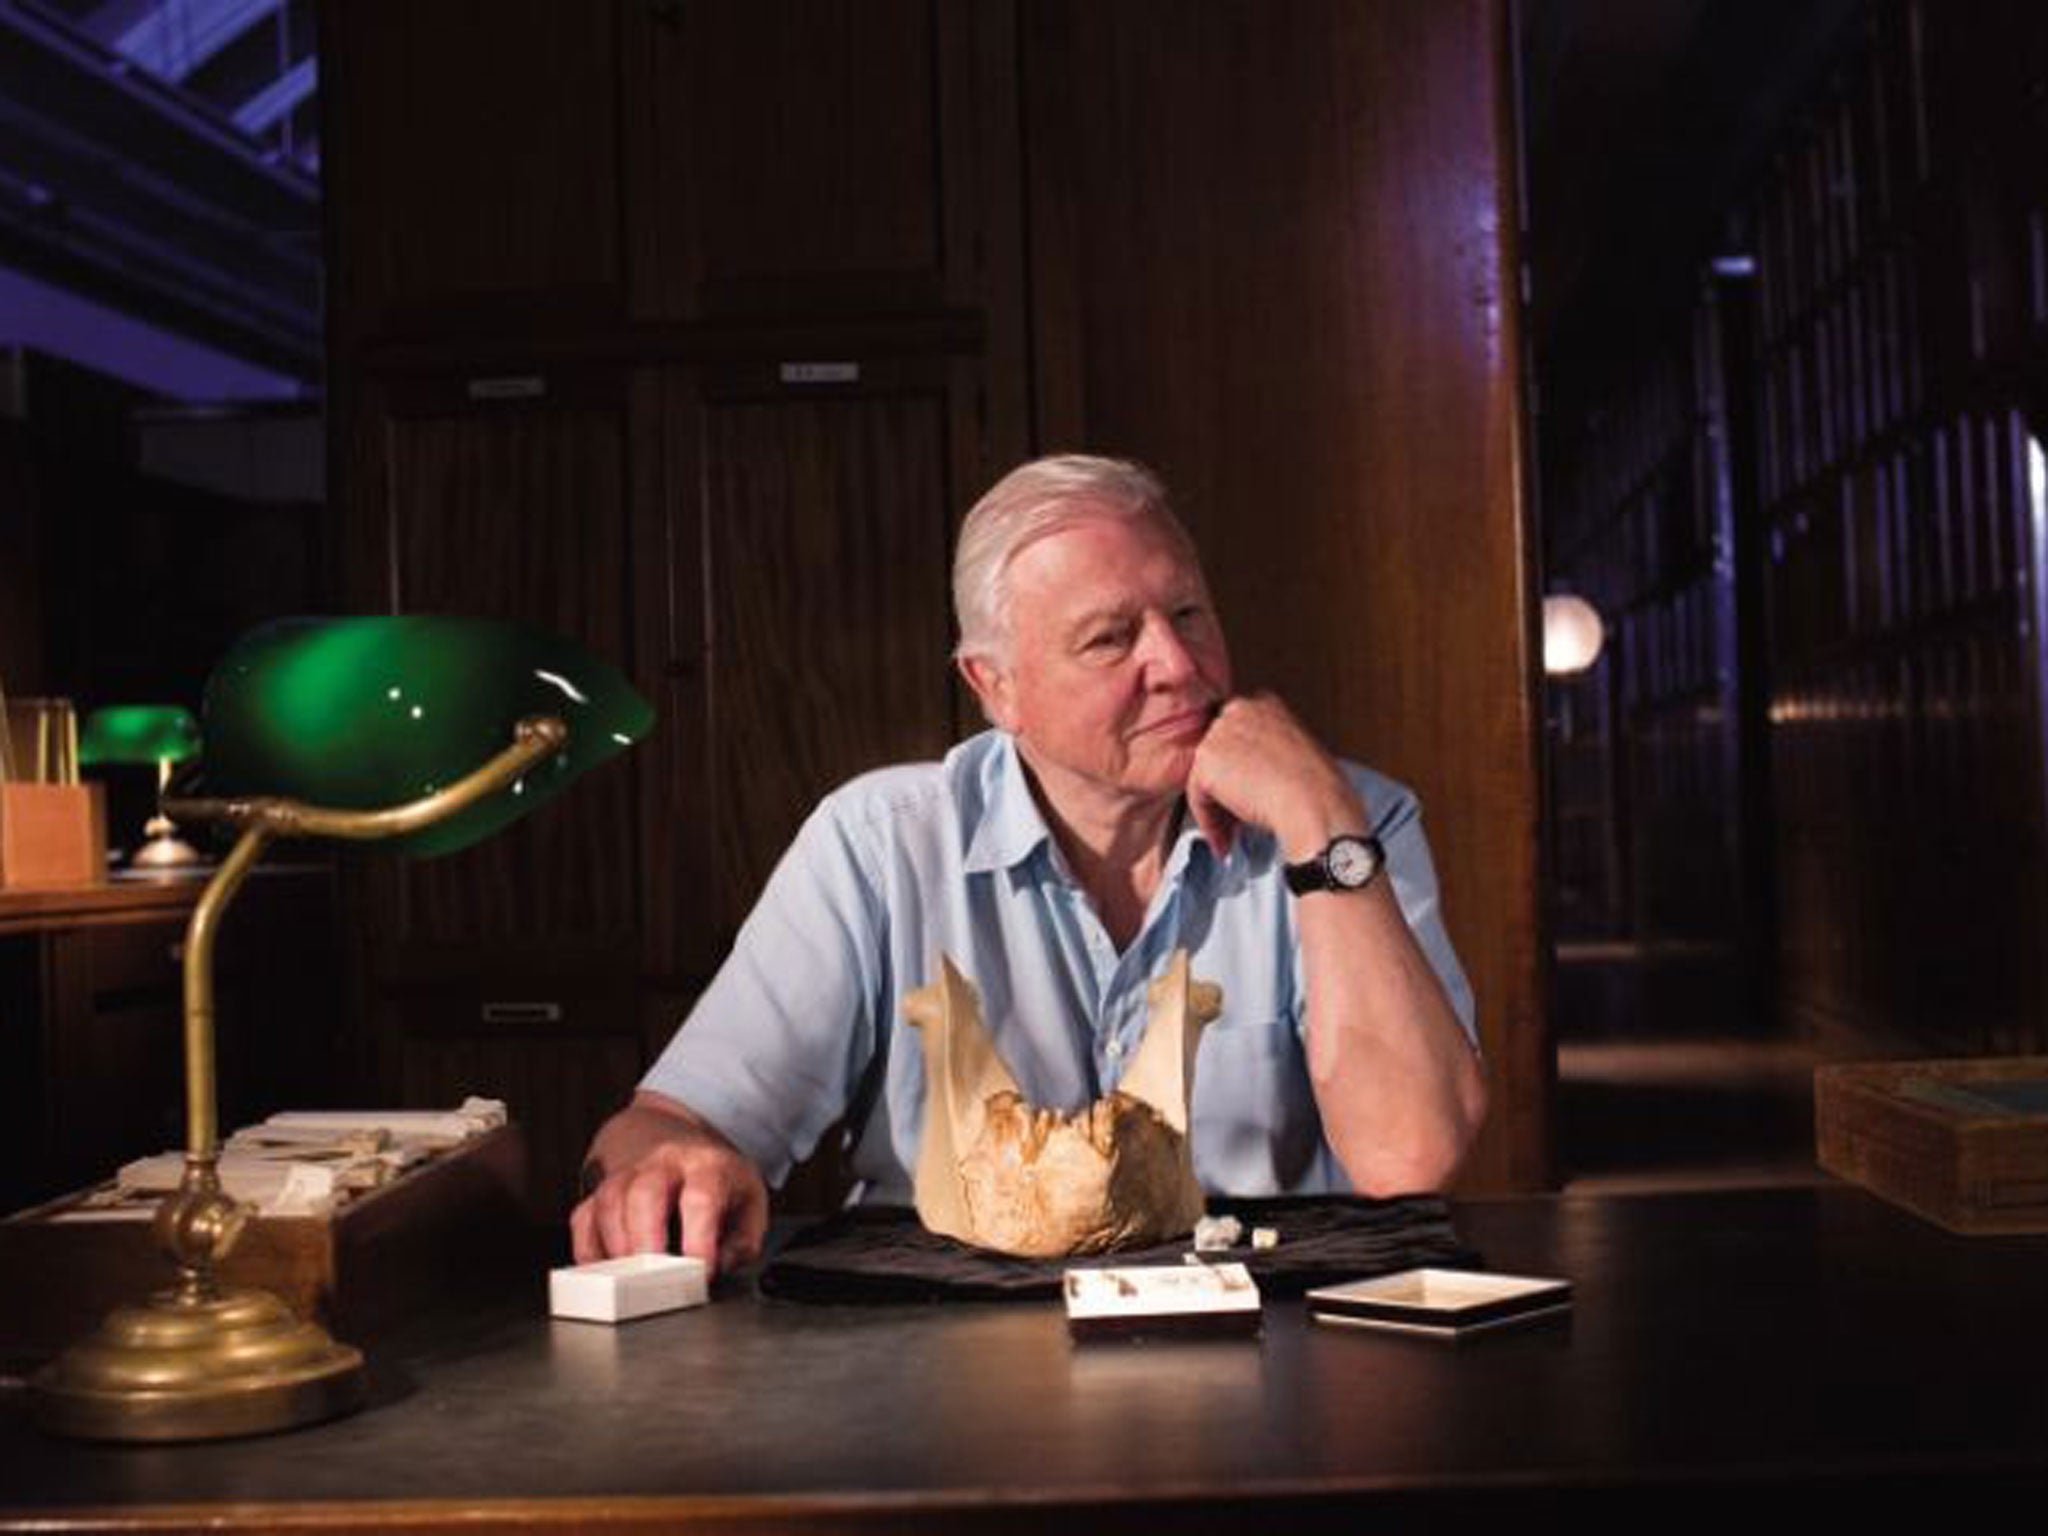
[570,1090,768,1272]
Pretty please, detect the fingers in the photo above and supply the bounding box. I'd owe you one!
[673,1153,771,1273]
[725,1174,771,1269]
[623,1161,683,1254]
[677,1176,731,1273]
[1186,777,1237,858]
[568,1196,599,1264]
[565,1109,769,1273]
[568,1154,685,1263]
[1191,693,1361,855]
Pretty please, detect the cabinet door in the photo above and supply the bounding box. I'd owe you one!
[0,876,342,1213]
[344,370,648,975]
[625,0,1021,324]
[322,0,627,341]
[343,370,655,1216]
[395,1003,645,1223]
[645,360,980,979]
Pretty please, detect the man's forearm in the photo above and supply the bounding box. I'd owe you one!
[1296,879,1486,1194]
[1186,695,1486,1193]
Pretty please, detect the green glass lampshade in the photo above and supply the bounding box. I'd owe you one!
[78,705,202,767]
[193,616,655,858]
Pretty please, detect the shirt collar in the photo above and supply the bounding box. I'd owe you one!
[962,732,1226,882]
[963,732,1055,874]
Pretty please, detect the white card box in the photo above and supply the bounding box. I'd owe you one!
[1063,1261,1262,1337]
[549,1254,708,1323]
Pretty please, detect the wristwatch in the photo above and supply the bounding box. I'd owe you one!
[1284,833,1385,895]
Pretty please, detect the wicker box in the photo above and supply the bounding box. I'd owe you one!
[1815,1057,2048,1233]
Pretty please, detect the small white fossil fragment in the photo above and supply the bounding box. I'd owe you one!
[1251,1226,1280,1251]
[1192,1214,1244,1252]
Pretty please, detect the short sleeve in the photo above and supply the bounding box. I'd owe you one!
[1325,767,1478,1046]
[639,797,887,1185]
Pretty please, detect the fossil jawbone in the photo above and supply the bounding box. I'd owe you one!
[902,950,1221,1258]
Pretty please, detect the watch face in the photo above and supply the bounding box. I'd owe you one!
[1325,836,1380,888]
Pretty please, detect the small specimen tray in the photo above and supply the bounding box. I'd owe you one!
[1306,1267,1571,1337]
[1063,1261,1262,1338]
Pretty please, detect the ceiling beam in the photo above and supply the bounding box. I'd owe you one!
[233,53,312,135]
[113,0,283,84]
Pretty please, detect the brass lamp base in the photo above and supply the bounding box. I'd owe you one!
[130,813,203,868]
[27,713,577,1444]
[31,1285,365,1442]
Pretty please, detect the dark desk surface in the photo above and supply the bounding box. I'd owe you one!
[5,1184,2048,1530]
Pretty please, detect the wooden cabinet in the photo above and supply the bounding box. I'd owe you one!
[332,358,992,1213]
[324,0,1026,341]
[629,0,999,322]
[324,0,1026,1212]
[342,370,646,968]
[336,369,655,1217]
[323,0,1542,1205]
[654,360,977,964]
[321,0,629,340]
[0,873,343,1216]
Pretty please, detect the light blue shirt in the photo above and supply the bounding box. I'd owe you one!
[642,729,1474,1203]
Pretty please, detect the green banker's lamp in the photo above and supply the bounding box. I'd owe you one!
[79,704,205,868]
[32,617,654,1442]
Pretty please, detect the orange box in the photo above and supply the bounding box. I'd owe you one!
[0,782,106,888]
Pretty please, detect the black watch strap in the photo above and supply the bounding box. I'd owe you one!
[1284,834,1385,895]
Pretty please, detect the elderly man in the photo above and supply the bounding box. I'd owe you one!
[572,454,1485,1269]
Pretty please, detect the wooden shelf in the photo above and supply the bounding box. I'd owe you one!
[0,875,206,935]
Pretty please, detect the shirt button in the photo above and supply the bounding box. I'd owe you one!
[1104,1038,1125,1061]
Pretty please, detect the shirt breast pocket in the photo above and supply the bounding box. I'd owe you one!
[1188,1016,1322,1194]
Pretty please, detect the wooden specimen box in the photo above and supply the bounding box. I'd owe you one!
[0,1125,532,1362]
[1815,1058,2048,1233]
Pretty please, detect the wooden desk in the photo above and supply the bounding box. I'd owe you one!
[4,1185,2047,1529]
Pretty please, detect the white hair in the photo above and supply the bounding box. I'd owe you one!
[952,454,1195,662]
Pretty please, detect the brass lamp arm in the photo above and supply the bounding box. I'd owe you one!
[163,715,569,839]
[163,714,570,1166]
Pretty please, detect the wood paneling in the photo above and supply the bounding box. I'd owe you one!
[1024,0,1542,1190]
[650,364,968,965]
[623,0,1025,339]
[320,0,625,338]
[631,0,947,319]
[355,373,644,960]
[0,873,341,1214]
[398,1025,643,1223]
